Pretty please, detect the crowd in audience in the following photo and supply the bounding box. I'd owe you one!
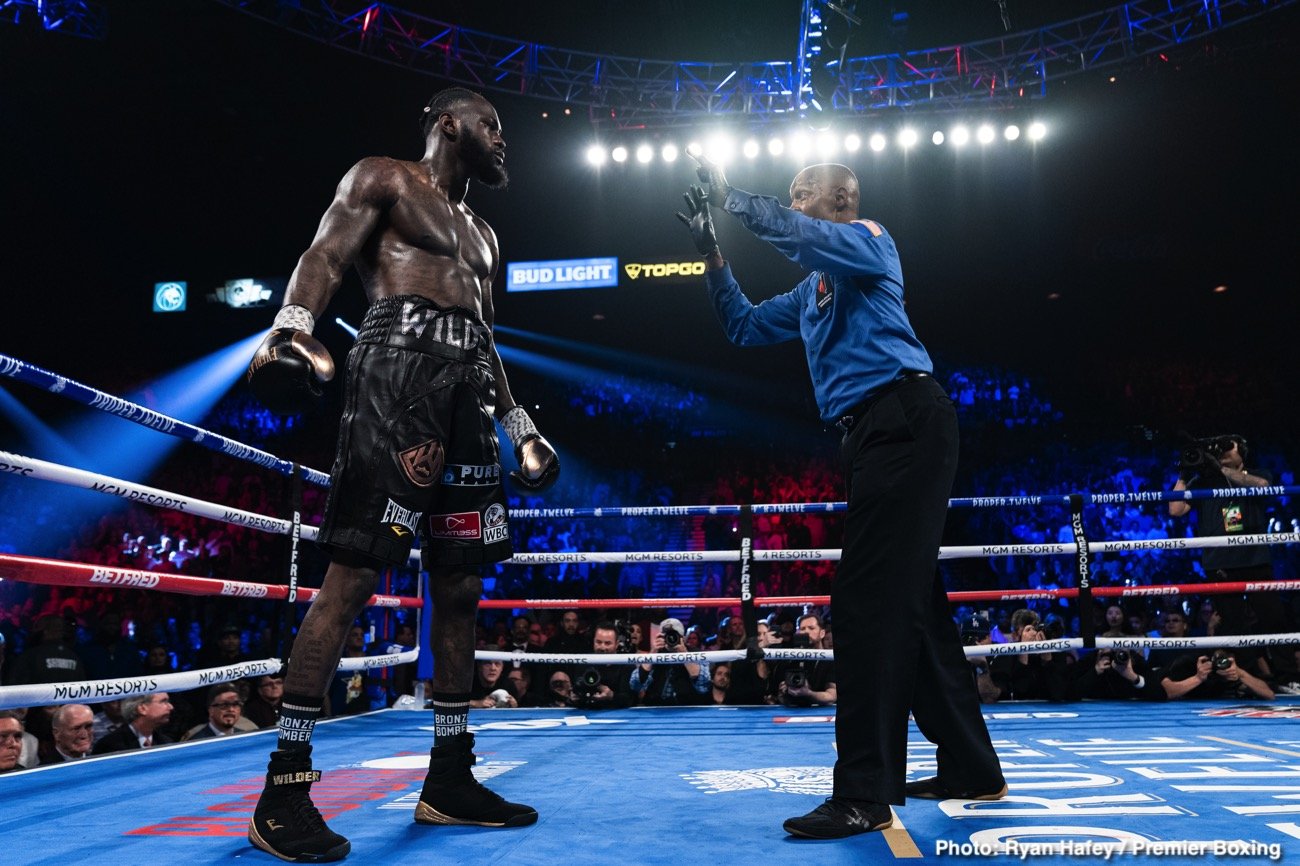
[1,358,1297,773]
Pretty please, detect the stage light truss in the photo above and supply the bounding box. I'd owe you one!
[211,0,1295,128]
[0,0,107,39]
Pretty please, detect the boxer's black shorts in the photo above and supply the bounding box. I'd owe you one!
[316,295,512,570]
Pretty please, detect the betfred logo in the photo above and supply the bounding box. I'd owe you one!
[428,511,481,540]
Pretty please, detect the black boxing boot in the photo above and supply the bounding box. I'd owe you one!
[413,733,537,827]
[248,748,350,862]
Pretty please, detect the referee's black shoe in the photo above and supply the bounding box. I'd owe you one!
[783,797,894,839]
[905,776,1009,800]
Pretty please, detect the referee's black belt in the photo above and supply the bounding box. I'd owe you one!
[835,371,931,433]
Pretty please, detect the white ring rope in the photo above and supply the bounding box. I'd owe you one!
[473,634,1300,668]
[0,649,420,711]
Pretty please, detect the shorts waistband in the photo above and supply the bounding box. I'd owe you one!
[357,295,492,364]
[835,371,931,433]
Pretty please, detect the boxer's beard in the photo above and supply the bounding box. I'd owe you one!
[464,134,508,189]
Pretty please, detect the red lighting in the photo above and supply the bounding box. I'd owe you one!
[1213,285,1229,294]
[362,6,375,33]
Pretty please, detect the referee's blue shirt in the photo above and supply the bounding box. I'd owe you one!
[704,188,933,424]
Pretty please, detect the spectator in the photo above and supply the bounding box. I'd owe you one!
[468,660,515,709]
[385,622,419,703]
[1099,605,1135,638]
[91,699,126,742]
[143,643,176,677]
[708,662,731,705]
[1161,650,1274,701]
[546,610,587,655]
[727,619,776,705]
[630,618,710,706]
[504,667,539,708]
[244,673,285,729]
[197,623,248,670]
[183,682,256,740]
[40,703,95,764]
[79,611,144,682]
[0,711,24,774]
[774,613,837,708]
[326,625,372,717]
[92,693,174,753]
[8,615,86,686]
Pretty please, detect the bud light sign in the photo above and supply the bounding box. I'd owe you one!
[506,257,619,292]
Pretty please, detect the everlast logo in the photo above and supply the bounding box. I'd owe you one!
[624,261,706,280]
[382,499,422,537]
[398,439,444,488]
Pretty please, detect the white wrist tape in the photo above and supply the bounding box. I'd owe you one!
[501,406,539,449]
[273,305,315,333]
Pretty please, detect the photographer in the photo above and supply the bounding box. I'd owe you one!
[1169,435,1282,635]
[773,614,837,708]
[1160,649,1274,700]
[989,610,1074,702]
[570,621,635,709]
[629,618,710,706]
[727,619,777,705]
[959,615,1003,704]
[1073,649,1164,701]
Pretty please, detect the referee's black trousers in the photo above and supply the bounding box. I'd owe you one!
[832,375,1003,804]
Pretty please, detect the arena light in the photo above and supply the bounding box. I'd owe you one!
[635,143,654,164]
[1004,124,1021,141]
[897,128,918,149]
[976,124,996,145]
[1028,121,1048,141]
[931,130,945,145]
[815,131,838,158]
[950,125,970,147]
[611,146,628,163]
[661,143,679,163]
[686,141,703,157]
[868,132,886,152]
[334,318,358,338]
[742,139,760,159]
[704,133,736,166]
[843,133,861,152]
[789,132,812,160]
[767,137,785,156]
[585,144,607,166]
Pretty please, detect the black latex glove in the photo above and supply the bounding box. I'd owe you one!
[675,185,719,256]
[690,152,732,207]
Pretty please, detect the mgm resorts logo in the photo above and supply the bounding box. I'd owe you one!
[624,261,706,281]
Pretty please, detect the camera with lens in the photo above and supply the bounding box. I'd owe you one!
[1113,650,1130,666]
[662,625,683,649]
[784,633,811,690]
[1212,652,1234,672]
[573,666,603,701]
[1179,434,1242,486]
[612,619,636,654]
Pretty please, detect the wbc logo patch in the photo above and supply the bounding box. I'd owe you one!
[483,503,508,544]
[397,439,445,488]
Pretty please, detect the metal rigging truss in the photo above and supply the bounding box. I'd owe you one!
[206,1,1292,127]
[1,0,107,39]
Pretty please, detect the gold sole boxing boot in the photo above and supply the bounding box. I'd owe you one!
[248,748,351,862]
[413,733,537,827]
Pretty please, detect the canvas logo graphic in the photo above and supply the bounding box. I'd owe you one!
[681,766,831,796]
[397,439,444,488]
[483,503,509,544]
[1200,704,1300,720]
